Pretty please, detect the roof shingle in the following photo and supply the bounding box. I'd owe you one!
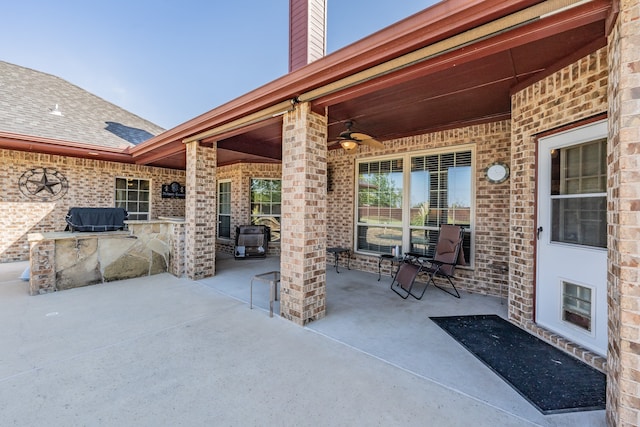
[0,61,164,149]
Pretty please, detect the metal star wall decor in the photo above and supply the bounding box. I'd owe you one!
[19,168,69,201]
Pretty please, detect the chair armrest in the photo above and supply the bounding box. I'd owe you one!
[426,259,455,266]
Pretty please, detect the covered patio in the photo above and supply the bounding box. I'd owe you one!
[0,260,604,425]
[202,254,605,426]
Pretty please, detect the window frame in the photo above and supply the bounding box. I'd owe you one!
[115,177,150,221]
[354,144,475,267]
[217,179,232,240]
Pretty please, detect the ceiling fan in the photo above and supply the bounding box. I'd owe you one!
[329,121,384,151]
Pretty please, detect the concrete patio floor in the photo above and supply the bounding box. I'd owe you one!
[0,256,605,426]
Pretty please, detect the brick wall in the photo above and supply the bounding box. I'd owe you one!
[0,149,185,262]
[606,0,640,424]
[510,48,609,372]
[327,121,512,298]
[607,19,623,426]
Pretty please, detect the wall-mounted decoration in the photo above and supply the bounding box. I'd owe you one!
[18,167,69,201]
[162,182,185,199]
[484,162,510,184]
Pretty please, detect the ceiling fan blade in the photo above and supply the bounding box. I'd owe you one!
[360,138,385,149]
[350,132,372,140]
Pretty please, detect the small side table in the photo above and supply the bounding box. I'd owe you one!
[378,254,403,281]
[327,247,350,273]
[250,271,280,317]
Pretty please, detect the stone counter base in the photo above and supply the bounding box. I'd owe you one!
[28,220,184,295]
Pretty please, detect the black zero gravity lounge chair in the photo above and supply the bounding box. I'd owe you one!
[390,224,465,300]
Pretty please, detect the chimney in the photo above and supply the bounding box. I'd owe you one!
[289,0,327,72]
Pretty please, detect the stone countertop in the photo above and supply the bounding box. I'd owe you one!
[127,217,186,224]
[27,231,132,242]
[28,218,184,242]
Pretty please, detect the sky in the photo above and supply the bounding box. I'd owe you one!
[2,1,438,130]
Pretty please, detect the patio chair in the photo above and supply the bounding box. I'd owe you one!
[390,255,425,300]
[390,224,465,300]
[421,224,465,299]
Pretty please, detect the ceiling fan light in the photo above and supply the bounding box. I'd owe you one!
[340,139,358,151]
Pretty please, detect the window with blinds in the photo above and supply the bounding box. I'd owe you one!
[356,159,404,253]
[410,151,472,258]
[356,148,473,264]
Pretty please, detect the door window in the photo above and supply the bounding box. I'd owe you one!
[550,139,606,248]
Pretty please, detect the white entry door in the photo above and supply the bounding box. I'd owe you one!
[536,120,608,356]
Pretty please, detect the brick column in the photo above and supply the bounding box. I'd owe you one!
[606,1,640,425]
[280,102,327,325]
[28,238,55,295]
[184,140,216,280]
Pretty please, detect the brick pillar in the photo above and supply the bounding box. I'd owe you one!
[184,140,216,280]
[280,102,327,325]
[606,1,640,425]
[28,238,55,295]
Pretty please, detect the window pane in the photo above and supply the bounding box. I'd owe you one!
[356,225,402,253]
[115,178,150,218]
[116,178,127,190]
[250,179,281,242]
[562,281,592,331]
[552,138,606,195]
[551,196,606,248]
[127,179,140,190]
[357,159,403,225]
[409,228,439,256]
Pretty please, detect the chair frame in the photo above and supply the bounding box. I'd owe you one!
[423,260,461,299]
[390,254,427,300]
[390,224,464,300]
[421,224,464,299]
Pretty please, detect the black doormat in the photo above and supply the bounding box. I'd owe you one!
[430,314,606,414]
